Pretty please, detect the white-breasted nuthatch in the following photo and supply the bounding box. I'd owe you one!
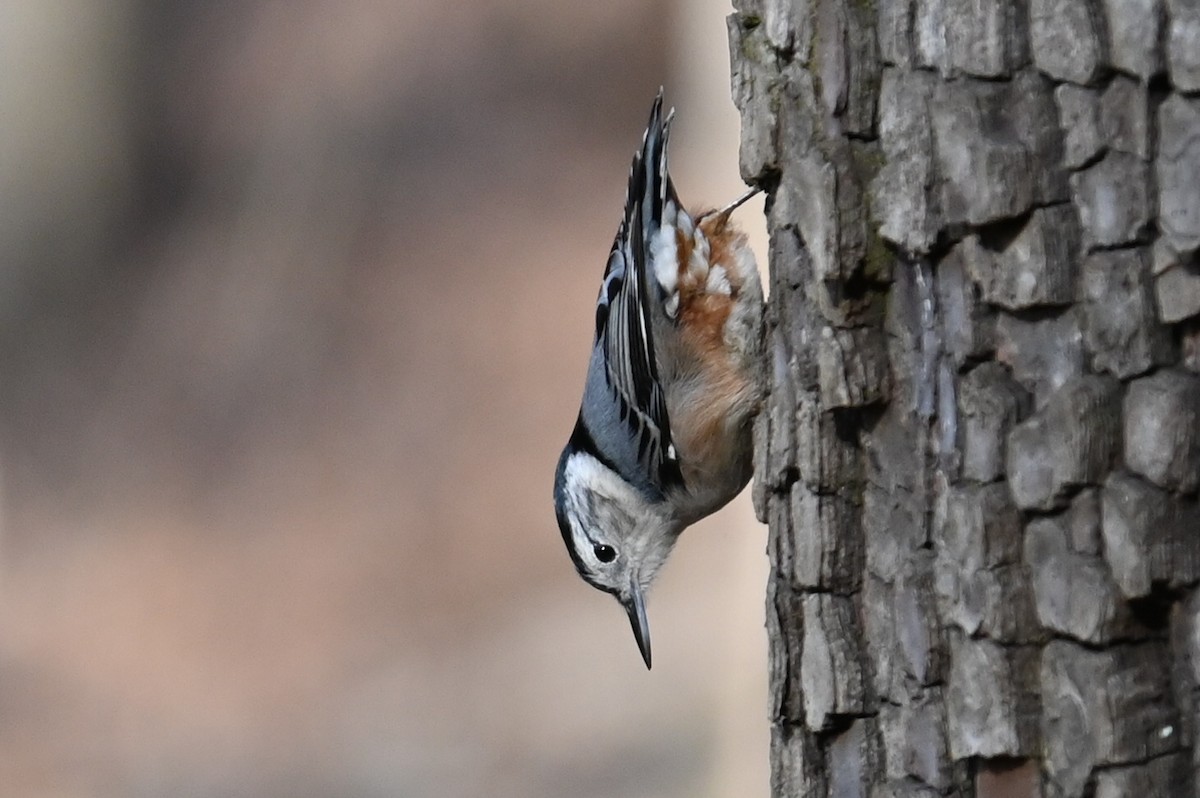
[553,92,765,668]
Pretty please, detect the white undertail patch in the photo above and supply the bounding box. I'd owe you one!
[675,209,695,239]
[731,239,758,284]
[720,236,765,362]
[687,229,711,283]
[650,226,679,296]
[705,265,731,295]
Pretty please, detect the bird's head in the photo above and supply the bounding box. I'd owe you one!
[554,443,680,668]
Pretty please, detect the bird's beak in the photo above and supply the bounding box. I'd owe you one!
[623,580,652,669]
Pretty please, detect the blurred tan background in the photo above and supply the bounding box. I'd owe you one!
[0,1,769,796]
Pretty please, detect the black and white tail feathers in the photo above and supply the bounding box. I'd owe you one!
[589,90,682,495]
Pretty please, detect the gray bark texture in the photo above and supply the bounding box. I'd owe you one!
[727,0,1200,795]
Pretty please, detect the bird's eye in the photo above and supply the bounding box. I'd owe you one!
[594,544,617,563]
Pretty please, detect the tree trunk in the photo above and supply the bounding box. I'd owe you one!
[727,0,1200,795]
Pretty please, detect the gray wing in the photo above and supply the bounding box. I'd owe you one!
[589,92,682,492]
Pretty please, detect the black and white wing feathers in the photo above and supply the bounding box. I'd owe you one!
[591,92,682,492]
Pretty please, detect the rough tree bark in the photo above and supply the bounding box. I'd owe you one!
[727,0,1200,795]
